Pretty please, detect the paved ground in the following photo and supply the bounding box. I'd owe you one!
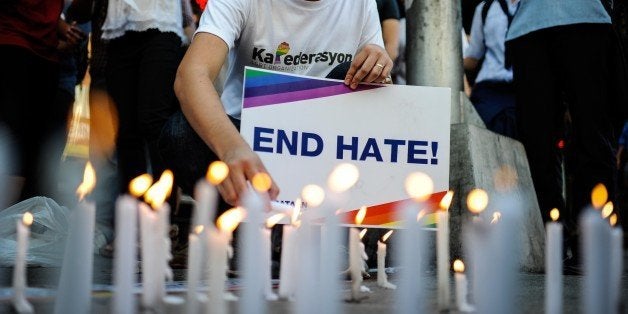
[0,250,626,314]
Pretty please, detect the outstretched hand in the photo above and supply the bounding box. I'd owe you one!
[218,145,280,206]
[344,44,393,89]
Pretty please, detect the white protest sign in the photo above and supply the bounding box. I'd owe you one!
[240,67,450,226]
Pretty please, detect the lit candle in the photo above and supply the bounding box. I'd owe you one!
[186,226,204,314]
[464,188,488,308]
[545,208,562,314]
[54,162,96,314]
[437,191,453,310]
[278,200,301,299]
[582,184,611,314]
[112,194,140,314]
[207,207,242,314]
[609,213,623,313]
[194,161,227,229]
[377,230,395,289]
[396,172,433,313]
[139,170,175,308]
[12,212,33,314]
[349,206,367,301]
[240,174,273,313]
[453,259,474,312]
[313,183,341,314]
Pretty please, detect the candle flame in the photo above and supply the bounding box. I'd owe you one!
[404,172,434,201]
[207,161,229,185]
[417,209,427,221]
[217,207,244,233]
[467,188,488,214]
[382,230,393,242]
[591,183,608,209]
[355,205,367,225]
[292,198,302,225]
[453,259,465,273]
[194,225,204,235]
[76,161,96,200]
[129,174,153,197]
[251,172,273,192]
[327,163,360,193]
[22,212,33,227]
[144,170,174,209]
[301,184,325,208]
[359,228,367,239]
[550,208,560,222]
[601,201,613,219]
[266,213,285,228]
[439,191,454,211]
[610,213,618,227]
[490,212,502,224]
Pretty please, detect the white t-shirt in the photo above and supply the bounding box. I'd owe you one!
[197,0,384,119]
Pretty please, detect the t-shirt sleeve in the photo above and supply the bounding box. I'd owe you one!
[380,0,401,21]
[464,2,485,59]
[195,0,248,50]
[359,0,385,50]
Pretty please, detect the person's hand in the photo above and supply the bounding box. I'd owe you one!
[218,144,280,206]
[58,20,86,47]
[344,44,393,89]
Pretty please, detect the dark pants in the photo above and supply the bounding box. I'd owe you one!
[106,30,181,193]
[0,45,61,201]
[470,81,517,139]
[509,23,624,246]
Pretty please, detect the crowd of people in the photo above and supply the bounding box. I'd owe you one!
[0,0,626,273]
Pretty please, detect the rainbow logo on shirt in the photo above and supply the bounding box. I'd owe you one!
[274,42,290,64]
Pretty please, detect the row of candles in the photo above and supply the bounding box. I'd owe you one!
[9,161,624,313]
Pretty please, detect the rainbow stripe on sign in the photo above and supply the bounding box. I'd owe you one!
[242,67,383,109]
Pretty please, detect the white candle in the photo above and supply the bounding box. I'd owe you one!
[377,230,396,289]
[54,198,96,314]
[139,202,162,308]
[349,206,368,301]
[207,207,242,314]
[54,163,97,314]
[240,189,266,314]
[279,200,301,299]
[395,201,425,313]
[193,179,218,230]
[294,213,319,314]
[349,227,363,300]
[436,195,451,310]
[12,212,33,314]
[319,199,341,314]
[186,228,203,314]
[112,195,138,314]
[453,259,474,312]
[581,207,611,314]
[609,214,623,313]
[545,208,562,314]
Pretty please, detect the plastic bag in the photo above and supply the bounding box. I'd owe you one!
[0,197,70,267]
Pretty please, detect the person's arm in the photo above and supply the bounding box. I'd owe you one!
[463,57,480,73]
[381,18,399,61]
[174,33,279,206]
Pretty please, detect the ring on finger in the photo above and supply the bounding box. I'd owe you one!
[375,63,385,68]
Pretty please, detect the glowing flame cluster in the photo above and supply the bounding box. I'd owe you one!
[467,188,488,214]
[550,208,560,222]
[217,207,244,233]
[591,183,608,209]
[129,171,174,209]
[453,259,465,273]
[206,161,229,185]
[301,184,325,208]
[22,212,33,227]
[328,163,359,193]
[404,172,434,201]
[76,162,96,200]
